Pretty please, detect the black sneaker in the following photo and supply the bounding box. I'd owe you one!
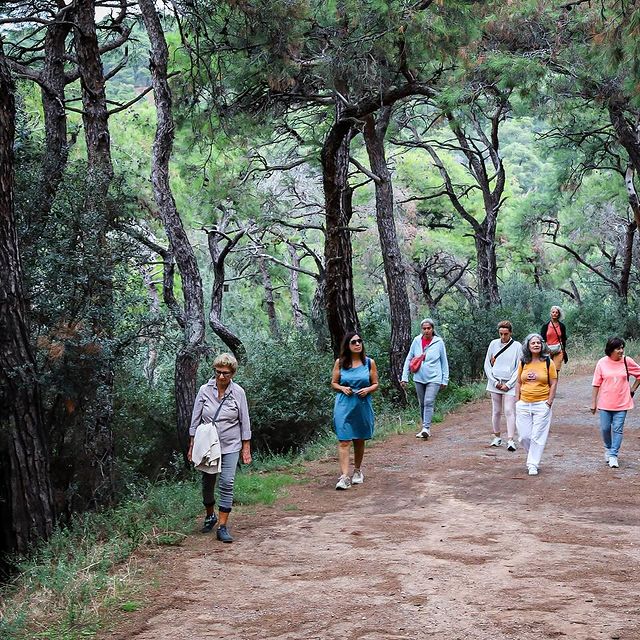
[201,514,217,533]
[216,525,233,543]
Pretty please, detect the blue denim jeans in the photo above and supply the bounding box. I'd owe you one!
[201,450,240,513]
[599,410,627,458]
[415,382,441,430]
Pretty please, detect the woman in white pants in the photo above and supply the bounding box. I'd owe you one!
[483,320,522,451]
[515,334,558,476]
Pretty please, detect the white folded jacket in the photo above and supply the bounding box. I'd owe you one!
[192,422,222,474]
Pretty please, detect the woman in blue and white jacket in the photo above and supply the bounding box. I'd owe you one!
[401,318,449,439]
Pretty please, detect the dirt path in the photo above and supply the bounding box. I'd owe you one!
[103,374,640,640]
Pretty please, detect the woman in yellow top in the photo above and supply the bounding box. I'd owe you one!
[515,334,558,476]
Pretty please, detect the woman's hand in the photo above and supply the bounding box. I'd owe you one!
[400,380,407,389]
[545,400,553,408]
[187,444,193,463]
[341,386,353,395]
[241,442,252,465]
[440,384,447,390]
[590,403,597,414]
[356,387,370,398]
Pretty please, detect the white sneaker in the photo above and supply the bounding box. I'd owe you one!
[527,465,538,476]
[352,469,364,484]
[604,451,611,463]
[490,436,503,447]
[415,428,430,439]
[507,439,517,452]
[335,475,352,490]
[608,456,619,468]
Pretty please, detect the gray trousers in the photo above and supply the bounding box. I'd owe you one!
[201,450,240,513]
[415,382,441,430]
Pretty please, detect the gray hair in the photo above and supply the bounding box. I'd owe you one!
[420,318,436,330]
[550,305,564,320]
[213,352,238,374]
[521,333,548,364]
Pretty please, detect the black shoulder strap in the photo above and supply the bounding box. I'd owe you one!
[546,356,551,385]
[624,356,629,381]
[492,339,514,364]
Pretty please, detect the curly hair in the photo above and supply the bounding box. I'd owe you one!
[521,333,548,364]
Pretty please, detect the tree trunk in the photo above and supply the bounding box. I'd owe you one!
[38,15,73,218]
[288,244,305,330]
[257,256,280,338]
[140,0,206,460]
[322,103,360,356]
[206,229,246,361]
[46,0,118,511]
[475,217,501,307]
[363,109,411,391]
[0,47,55,559]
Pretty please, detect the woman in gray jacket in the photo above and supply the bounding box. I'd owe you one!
[401,318,449,439]
[188,353,252,543]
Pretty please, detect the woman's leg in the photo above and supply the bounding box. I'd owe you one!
[599,409,614,458]
[552,351,563,372]
[338,440,351,476]
[490,392,504,437]
[421,382,441,432]
[414,382,426,427]
[526,402,552,469]
[503,395,517,440]
[353,439,365,470]
[516,401,533,453]
[217,451,240,527]
[202,472,216,517]
[609,410,627,458]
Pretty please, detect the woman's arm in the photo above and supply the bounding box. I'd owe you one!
[514,364,522,401]
[440,341,449,387]
[547,376,558,406]
[241,439,252,464]
[400,337,417,385]
[591,386,600,413]
[357,358,379,397]
[483,342,496,382]
[331,359,352,395]
[187,386,206,461]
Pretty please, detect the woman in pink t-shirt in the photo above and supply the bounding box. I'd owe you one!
[591,337,640,468]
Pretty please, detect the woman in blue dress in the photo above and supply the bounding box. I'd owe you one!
[331,331,379,490]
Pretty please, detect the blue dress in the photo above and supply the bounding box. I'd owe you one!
[333,359,375,441]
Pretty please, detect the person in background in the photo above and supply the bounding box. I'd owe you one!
[401,318,449,440]
[331,332,379,490]
[590,337,640,468]
[188,353,251,543]
[540,305,568,373]
[483,320,522,451]
[515,334,558,476]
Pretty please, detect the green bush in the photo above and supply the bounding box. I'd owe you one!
[233,332,335,453]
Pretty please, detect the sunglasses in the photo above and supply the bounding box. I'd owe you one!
[214,369,233,378]
[350,339,363,345]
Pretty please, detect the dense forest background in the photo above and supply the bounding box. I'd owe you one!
[2,0,640,563]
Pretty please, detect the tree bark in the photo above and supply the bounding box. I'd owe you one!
[45,0,118,512]
[257,256,280,338]
[0,45,55,559]
[322,102,360,356]
[288,244,305,329]
[140,0,206,459]
[363,108,411,391]
[38,12,74,218]
[206,228,246,362]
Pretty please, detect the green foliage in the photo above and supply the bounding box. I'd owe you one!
[232,332,335,452]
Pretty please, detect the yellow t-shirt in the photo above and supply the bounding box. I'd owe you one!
[518,359,558,403]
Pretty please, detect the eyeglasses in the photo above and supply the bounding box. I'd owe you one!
[214,369,233,378]
[350,339,363,345]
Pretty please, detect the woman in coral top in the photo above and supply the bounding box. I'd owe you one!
[540,305,568,372]
[515,334,558,476]
[590,337,640,469]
